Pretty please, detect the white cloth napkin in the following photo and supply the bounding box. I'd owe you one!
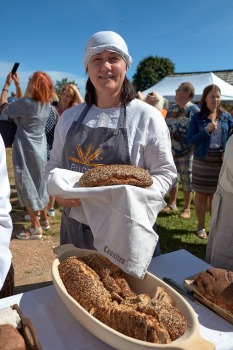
[47,168,166,279]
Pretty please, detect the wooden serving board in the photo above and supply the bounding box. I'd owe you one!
[184,275,233,325]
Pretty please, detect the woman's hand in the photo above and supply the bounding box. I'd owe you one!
[12,73,23,98]
[205,121,218,133]
[12,73,20,87]
[1,73,12,104]
[5,72,13,86]
[55,196,81,208]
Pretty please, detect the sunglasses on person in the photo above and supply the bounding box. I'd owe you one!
[176,87,189,92]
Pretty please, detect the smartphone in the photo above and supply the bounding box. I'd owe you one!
[11,62,20,75]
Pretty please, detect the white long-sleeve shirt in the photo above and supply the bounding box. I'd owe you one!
[0,135,12,290]
[46,99,177,198]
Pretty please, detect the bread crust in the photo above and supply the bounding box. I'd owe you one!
[0,324,26,350]
[58,256,112,311]
[193,268,233,313]
[59,254,188,344]
[79,164,153,188]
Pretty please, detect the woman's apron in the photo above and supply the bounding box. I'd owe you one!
[60,104,131,249]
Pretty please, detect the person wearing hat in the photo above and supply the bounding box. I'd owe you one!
[45,31,177,255]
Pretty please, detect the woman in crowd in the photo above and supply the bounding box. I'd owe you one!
[0,134,14,298]
[45,84,84,218]
[144,91,167,118]
[52,83,84,116]
[25,84,84,220]
[205,134,233,271]
[45,31,177,254]
[188,84,233,238]
[1,71,54,239]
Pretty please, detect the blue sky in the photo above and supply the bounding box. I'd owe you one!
[1,0,233,97]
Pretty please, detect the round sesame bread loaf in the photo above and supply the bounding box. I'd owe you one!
[79,164,153,188]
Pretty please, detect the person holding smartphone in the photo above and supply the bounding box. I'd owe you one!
[0,64,23,104]
[1,71,54,239]
[11,62,20,75]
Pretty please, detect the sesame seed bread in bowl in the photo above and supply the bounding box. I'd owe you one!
[52,244,215,350]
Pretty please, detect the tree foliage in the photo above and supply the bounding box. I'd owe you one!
[132,56,175,92]
[54,78,77,96]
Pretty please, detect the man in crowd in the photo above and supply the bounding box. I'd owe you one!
[163,82,199,219]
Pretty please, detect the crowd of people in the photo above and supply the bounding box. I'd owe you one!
[1,30,233,298]
[139,82,233,242]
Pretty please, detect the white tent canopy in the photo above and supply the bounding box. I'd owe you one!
[142,72,233,102]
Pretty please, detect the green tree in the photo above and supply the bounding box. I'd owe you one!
[132,56,175,92]
[55,78,77,96]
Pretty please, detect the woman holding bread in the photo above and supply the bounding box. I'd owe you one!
[46,31,177,254]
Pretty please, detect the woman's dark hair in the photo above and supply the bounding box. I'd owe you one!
[85,77,136,105]
[199,84,221,116]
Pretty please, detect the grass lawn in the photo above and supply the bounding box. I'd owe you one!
[157,188,210,260]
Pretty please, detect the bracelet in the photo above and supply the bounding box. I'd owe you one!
[2,88,8,92]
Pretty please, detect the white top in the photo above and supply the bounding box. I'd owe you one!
[45,99,177,198]
[0,135,12,290]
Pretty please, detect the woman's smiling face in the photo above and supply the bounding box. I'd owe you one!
[87,50,127,97]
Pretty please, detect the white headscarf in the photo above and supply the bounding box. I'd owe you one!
[84,31,132,69]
